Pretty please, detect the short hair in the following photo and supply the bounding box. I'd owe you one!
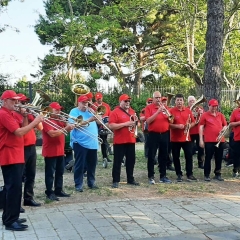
[175,93,184,99]
[188,96,196,102]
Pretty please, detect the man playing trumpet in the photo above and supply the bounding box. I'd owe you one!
[199,99,227,181]
[169,94,196,182]
[145,91,172,184]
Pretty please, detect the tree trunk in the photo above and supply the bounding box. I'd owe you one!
[203,0,224,110]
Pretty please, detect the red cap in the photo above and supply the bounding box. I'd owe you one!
[1,90,21,100]
[17,93,30,101]
[49,102,63,110]
[208,99,219,106]
[119,94,131,102]
[78,95,89,102]
[86,92,93,99]
[95,92,103,100]
[161,97,167,101]
[147,98,153,102]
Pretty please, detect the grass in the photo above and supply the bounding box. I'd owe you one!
[33,145,240,203]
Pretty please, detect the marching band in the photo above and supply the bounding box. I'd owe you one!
[0,87,240,231]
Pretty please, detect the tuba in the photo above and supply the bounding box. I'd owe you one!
[166,92,175,106]
[190,95,207,124]
[31,90,51,107]
[71,83,90,96]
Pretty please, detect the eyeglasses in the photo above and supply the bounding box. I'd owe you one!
[154,97,161,99]
[124,100,130,103]
[148,101,152,104]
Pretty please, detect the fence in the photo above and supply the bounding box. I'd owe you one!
[0,81,239,108]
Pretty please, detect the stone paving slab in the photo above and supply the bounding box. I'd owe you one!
[1,195,240,239]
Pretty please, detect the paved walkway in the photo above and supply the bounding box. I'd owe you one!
[1,194,240,240]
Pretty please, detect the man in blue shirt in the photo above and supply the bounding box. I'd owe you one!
[69,95,99,192]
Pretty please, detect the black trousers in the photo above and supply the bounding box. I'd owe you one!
[44,156,64,196]
[171,142,193,177]
[99,134,108,158]
[204,142,223,177]
[1,163,24,226]
[143,132,149,158]
[23,145,37,200]
[190,134,204,165]
[112,143,135,183]
[148,131,168,178]
[232,141,240,173]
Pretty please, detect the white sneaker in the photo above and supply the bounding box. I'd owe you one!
[149,178,155,184]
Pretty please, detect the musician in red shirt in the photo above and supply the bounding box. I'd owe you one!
[42,102,74,201]
[230,102,240,177]
[169,93,196,182]
[199,99,227,181]
[109,94,139,188]
[17,93,43,207]
[188,96,204,169]
[145,91,172,184]
[161,96,175,171]
[93,92,112,163]
[0,90,43,231]
[140,97,153,158]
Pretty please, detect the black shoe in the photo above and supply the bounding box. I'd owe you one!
[5,222,28,231]
[3,218,27,225]
[24,199,41,207]
[187,175,198,181]
[20,207,25,213]
[46,193,59,201]
[204,176,211,181]
[176,175,183,182]
[167,165,175,171]
[75,187,83,192]
[226,162,233,167]
[89,185,99,189]
[55,191,71,197]
[65,160,74,170]
[112,182,119,188]
[107,158,112,163]
[213,175,224,181]
[127,181,140,186]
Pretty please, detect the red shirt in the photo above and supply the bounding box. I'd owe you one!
[199,111,227,142]
[145,103,170,133]
[169,107,195,142]
[14,113,37,146]
[230,108,240,141]
[0,107,24,165]
[42,119,65,157]
[109,106,136,144]
[93,102,111,117]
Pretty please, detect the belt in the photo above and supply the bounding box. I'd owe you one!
[149,131,168,134]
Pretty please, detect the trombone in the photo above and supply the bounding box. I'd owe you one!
[184,114,191,141]
[15,104,68,135]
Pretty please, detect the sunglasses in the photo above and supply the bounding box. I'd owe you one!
[124,100,131,103]
[148,101,152,104]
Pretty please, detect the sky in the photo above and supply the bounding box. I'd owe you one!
[0,0,50,83]
[0,0,118,90]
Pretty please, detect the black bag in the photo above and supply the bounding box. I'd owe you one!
[0,186,4,209]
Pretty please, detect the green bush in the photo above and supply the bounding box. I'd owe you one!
[221,106,233,122]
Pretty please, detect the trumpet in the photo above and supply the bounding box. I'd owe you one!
[184,114,191,141]
[129,114,138,138]
[215,125,229,148]
[158,102,174,123]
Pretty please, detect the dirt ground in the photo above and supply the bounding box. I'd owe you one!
[32,150,240,207]
[1,144,239,207]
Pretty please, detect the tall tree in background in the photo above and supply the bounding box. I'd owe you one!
[203,0,224,104]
